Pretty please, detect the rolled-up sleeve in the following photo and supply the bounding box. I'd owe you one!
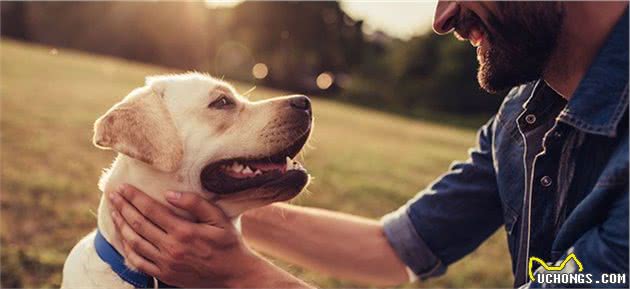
[381,117,504,279]
[382,206,446,279]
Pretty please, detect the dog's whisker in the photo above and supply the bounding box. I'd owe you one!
[301,187,314,197]
[278,206,288,220]
[305,141,316,150]
[298,150,306,164]
[242,86,256,97]
[88,209,98,220]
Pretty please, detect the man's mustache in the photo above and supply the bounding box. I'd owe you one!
[453,10,488,41]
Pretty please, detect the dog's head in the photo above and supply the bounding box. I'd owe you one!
[94,73,312,217]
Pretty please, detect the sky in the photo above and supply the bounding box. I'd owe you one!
[205,0,437,40]
[339,1,436,39]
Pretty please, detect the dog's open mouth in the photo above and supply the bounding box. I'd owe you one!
[200,131,310,195]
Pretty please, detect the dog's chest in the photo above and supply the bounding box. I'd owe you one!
[61,231,134,289]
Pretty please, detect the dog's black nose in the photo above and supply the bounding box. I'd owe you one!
[290,95,311,112]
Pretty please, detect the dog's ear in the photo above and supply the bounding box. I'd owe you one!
[93,86,183,172]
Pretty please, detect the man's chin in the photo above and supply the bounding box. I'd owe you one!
[476,49,541,93]
[482,63,548,93]
[476,56,507,93]
[477,63,505,93]
[478,69,521,94]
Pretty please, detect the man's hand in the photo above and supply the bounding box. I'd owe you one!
[108,185,310,288]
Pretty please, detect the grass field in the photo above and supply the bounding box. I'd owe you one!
[0,39,512,288]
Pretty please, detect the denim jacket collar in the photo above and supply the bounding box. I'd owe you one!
[556,9,629,137]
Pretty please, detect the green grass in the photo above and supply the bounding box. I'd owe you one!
[0,39,512,288]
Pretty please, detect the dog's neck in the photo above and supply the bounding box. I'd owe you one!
[97,155,193,256]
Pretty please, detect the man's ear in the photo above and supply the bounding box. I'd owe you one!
[93,86,183,172]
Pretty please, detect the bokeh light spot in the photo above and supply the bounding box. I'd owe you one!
[316,72,334,90]
[280,30,290,39]
[252,63,269,79]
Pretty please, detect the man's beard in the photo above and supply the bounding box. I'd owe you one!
[456,3,565,93]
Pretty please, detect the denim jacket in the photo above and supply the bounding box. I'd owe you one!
[382,10,628,288]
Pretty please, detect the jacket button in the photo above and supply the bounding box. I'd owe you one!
[540,176,553,187]
[525,114,537,124]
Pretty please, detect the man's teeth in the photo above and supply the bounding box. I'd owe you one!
[469,29,483,47]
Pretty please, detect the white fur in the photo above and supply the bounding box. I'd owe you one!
[61,73,309,288]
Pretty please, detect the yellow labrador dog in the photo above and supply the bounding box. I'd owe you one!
[61,73,312,288]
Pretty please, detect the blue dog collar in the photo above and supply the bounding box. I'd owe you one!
[94,229,175,288]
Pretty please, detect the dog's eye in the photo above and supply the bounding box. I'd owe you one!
[208,95,234,109]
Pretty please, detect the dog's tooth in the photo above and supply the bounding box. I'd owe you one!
[291,161,302,171]
[232,163,243,172]
[243,166,253,174]
[286,156,292,167]
[254,169,262,175]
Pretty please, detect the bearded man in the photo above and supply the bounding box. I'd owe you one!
[108,2,629,288]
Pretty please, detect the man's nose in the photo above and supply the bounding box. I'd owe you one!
[433,1,460,35]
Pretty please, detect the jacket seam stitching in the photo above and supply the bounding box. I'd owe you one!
[558,83,629,136]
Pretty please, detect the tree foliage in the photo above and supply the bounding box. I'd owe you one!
[1,1,502,116]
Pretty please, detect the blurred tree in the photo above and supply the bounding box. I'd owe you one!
[1,2,28,40]
[5,2,210,71]
[344,33,502,115]
[226,1,365,92]
[0,1,502,117]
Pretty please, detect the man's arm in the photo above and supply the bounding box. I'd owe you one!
[378,116,504,279]
[242,203,410,287]
[242,116,505,285]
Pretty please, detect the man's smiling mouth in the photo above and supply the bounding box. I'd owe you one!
[452,7,491,49]
[455,21,487,48]
[468,28,485,47]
